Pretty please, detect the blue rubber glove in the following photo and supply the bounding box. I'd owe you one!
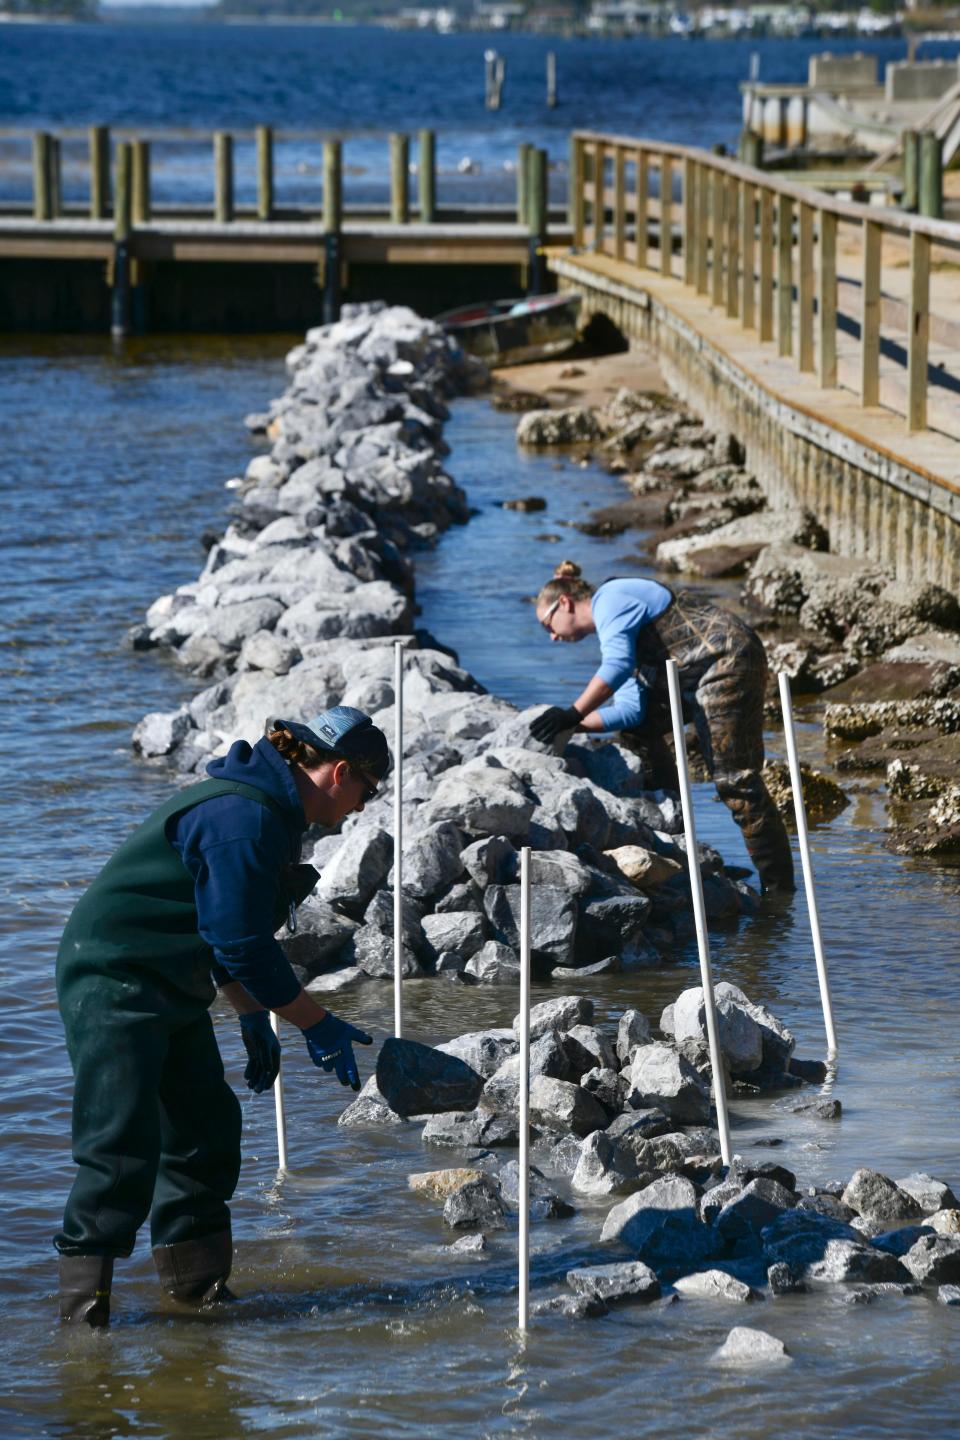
[303,1011,374,1092]
[239,1011,281,1095]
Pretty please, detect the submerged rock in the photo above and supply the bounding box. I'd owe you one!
[713,1326,791,1366]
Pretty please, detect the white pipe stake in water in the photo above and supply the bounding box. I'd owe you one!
[270,1012,288,1172]
[393,641,404,1039]
[666,659,733,1167]
[518,845,531,1331]
[777,671,838,1056]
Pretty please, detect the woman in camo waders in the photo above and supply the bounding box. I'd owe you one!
[529,561,793,894]
[55,706,389,1328]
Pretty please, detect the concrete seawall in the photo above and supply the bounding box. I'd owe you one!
[549,252,960,593]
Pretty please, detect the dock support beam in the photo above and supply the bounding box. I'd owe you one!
[418,129,435,224]
[89,125,110,220]
[214,132,234,223]
[527,146,547,296]
[256,125,274,221]
[390,133,409,224]
[111,141,132,341]
[32,132,54,221]
[323,138,342,326]
[132,140,151,224]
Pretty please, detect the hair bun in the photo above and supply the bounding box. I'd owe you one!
[554,559,582,579]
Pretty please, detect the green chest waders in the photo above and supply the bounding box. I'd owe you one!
[55,778,315,1305]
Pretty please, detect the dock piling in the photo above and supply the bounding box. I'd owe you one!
[390,133,409,224]
[569,134,584,245]
[256,124,274,222]
[527,146,548,295]
[517,141,531,225]
[132,140,151,225]
[89,124,110,220]
[918,132,942,220]
[32,132,54,222]
[214,132,234,224]
[418,129,435,224]
[111,140,132,341]
[323,138,342,325]
[546,50,557,108]
[901,130,919,213]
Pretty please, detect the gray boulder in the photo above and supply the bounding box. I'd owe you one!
[716,1179,797,1241]
[900,1235,960,1285]
[674,1270,757,1303]
[337,1075,407,1129]
[672,982,764,1075]
[375,1037,485,1117]
[626,1042,712,1124]
[572,1130,641,1197]
[841,1168,924,1224]
[132,708,193,758]
[713,1326,791,1366]
[463,940,520,985]
[600,1174,720,1267]
[424,768,535,839]
[316,826,393,916]
[485,884,578,970]
[421,1108,519,1149]
[460,835,517,888]
[498,1160,575,1220]
[435,1028,517,1080]
[391,820,464,901]
[518,995,594,1042]
[352,926,422,979]
[581,1066,629,1116]
[421,910,486,963]
[567,1261,660,1305]
[894,1172,958,1215]
[443,1176,507,1231]
[806,1240,906,1284]
[616,1009,652,1066]
[576,893,651,961]
[565,1024,618,1073]
[529,1076,609,1138]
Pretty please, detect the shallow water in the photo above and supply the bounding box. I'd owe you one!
[0,348,958,1439]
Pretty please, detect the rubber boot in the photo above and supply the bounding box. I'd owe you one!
[58,1255,113,1327]
[152,1230,234,1307]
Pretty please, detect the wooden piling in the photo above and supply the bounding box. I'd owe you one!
[527,146,548,295]
[570,135,584,246]
[390,133,409,224]
[860,219,881,407]
[902,129,918,213]
[49,136,62,218]
[918,132,942,220]
[112,140,132,339]
[776,194,793,356]
[132,140,151,224]
[419,129,435,223]
[323,138,342,325]
[517,141,531,225]
[907,229,930,432]
[256,124,274,222]
[546,51,557,108]
[214,132,234,223]
[32,132,53,222]
[89,125,110,220]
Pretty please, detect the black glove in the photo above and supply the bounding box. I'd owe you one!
[529,705,582,744]
[239,1012,281,1095]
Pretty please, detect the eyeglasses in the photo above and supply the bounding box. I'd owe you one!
[351,768,379,803]
[540,598,562,635]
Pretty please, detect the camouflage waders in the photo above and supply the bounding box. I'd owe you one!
[628,590,794,892]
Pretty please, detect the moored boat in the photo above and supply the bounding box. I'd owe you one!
[436,292,581,368]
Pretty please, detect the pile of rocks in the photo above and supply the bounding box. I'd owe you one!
[132,308,764,997]
[360,984,960,1320]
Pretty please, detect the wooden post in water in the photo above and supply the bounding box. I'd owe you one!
[390,133,409,224]
[214,132,234,223]
[418,129,435,223]
[860,218,881,407]
[527,146,547,296]
[818,210,837,388]
[111,140,132,340]
[256,124,274,221]
[517,141,531,225]
[132,140,151,224]
[323,138,342,325]
[907,230,930,432]
[776,194,793,357]
[918,132,942,220]
[32,132,53,221]
[902,129,919,213]
[546,50,557,107]
[89,125,110,219]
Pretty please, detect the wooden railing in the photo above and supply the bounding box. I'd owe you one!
[568,130,960,436]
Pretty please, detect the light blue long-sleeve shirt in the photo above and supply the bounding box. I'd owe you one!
[591,578,673,732]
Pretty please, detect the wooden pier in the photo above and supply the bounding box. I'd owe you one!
[0,126,563,331]
[552,129,960,588]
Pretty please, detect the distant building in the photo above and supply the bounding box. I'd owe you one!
[472,0,527,28]
[588,1,666,31]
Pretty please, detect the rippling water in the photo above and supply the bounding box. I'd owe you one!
[1,344,958,1439]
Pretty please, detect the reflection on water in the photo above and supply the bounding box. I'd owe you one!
[0,359,958,1440]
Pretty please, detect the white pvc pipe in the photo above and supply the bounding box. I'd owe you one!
[393,641,404,1040]
[518,845,531,1331]
[666,659,733,1167]
[777,671,838,1056]
[270,1012,288,1172]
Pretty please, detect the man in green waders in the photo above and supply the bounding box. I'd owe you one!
[55,706,389,1328]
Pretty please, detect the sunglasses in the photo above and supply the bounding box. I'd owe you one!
[540,597,562,635]
[351,768,379,803]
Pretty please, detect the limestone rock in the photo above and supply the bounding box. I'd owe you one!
[132,708,193,758]
[408,1168,482,1199]
[895,1173,958,1214]
[390,820,464,901]
[460,834,517,888]
[516,407,604,447]
[713,1326,791,1366]
[516,994,594,1042]
[672,982,764,1075]
[604,844,684,889]
[674,1270,757,1303]
[626,1042,712,1124]
[806,1240,907,1284]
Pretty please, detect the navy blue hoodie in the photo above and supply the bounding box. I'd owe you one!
[169,737,310,1010]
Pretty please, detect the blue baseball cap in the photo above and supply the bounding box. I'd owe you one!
[274,706,391,781]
